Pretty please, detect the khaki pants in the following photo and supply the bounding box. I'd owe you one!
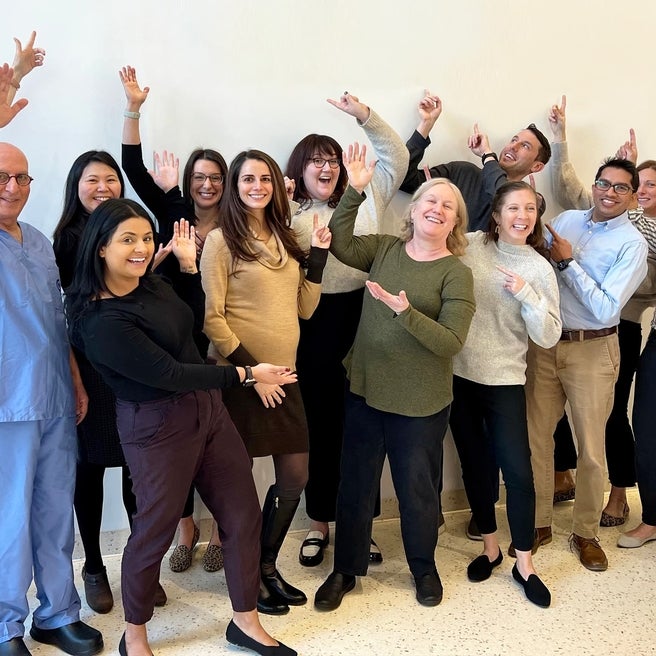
[526,335,620,539]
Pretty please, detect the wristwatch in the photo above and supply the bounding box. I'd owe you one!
[481,152,498,165]
[242,365,256,387]
[556,258,574,271]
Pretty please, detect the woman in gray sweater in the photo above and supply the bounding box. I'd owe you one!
[450,181,561,607]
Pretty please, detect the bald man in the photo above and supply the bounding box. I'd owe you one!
[0,142,102,656]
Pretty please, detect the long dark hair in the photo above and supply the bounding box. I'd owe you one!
[285,134,347,210]
[53,150,125,242]
[220,149,307,265]
[486,181,549,259]
[65,198,156,342]
[182,148,228,214]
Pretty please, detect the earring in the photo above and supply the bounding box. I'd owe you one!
[495,224,500,234]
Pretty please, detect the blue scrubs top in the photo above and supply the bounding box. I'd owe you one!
[0,222,74,421]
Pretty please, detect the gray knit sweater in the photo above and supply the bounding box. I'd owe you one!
[453,232,561,385]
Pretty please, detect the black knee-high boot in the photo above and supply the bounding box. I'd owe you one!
[257,486,307,615]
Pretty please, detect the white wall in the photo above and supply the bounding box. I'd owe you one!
[2,1,655,531]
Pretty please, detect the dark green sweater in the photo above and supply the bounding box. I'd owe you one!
[329,186,475,416]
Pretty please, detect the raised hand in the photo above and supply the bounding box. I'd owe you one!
[119,65,150,110]
[284,176,296,200]
[151,240,173,271]
[311,213,332,249]
[548,94,567,142]
[12,31,45,84]
[615,128,638,164]
[418,90,442,123]
[0,64,28,127]
[497,265,526,294]
[171,219,197,272]
[327,92,370,123]
[342,142,377,194]
[467,123,492,157]
[365,280,410,314]
[150,150,180,192]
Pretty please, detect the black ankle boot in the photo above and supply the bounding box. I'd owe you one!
[259,487,307,607]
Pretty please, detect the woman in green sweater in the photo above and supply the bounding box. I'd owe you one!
[314,143,475,611]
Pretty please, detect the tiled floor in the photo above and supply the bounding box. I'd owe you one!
[24,488,656,655]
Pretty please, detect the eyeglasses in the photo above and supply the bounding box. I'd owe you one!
[307,157,340,169]
[0,172,33,186]
[191,173,224,185]
[594,179,632,196]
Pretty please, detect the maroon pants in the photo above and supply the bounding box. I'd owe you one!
[116,389,261,624]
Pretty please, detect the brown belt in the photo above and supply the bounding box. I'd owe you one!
[560,326,618,342]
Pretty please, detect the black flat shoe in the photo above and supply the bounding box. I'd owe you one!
[226,620,297,656]
[0,637,32,655]
[153,582,167,607]
[257,580,289,616]
[261,570,306,606]
[314,571,356,611]
[299,530,329,567]
[369,538,383,564]
[512,564,551,608]
[467,550,503,582]
[30,621,103,656]
[118,633,127,656]
[414,570,443,607]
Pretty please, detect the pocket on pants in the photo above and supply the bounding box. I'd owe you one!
[117,397,175,448]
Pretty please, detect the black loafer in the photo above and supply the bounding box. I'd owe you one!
[314,571,355,611]
[512,564,551,607]
[414,570,443,607]
[369,538,383,564]
[226,620,297,656]
[467,550,503,582]
[30,621,103,656]
[299,530,329,567]
[0,637,32,655]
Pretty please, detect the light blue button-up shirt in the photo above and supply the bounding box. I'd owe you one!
[0,222,74,422]
[547,209,648,330]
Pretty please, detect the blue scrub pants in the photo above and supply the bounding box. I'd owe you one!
[0,417,80,643]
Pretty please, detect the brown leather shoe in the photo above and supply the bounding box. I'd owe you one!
[508,526,552,558]
[569,534,608,571]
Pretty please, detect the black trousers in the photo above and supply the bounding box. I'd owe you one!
[334,391,448,578]
[297,288,380,522]
[450,377,535,552]
[632,329,656,525]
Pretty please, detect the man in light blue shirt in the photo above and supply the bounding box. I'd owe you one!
[0,140,103,656]
[525,158,648,573]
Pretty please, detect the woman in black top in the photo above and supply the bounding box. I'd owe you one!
[119,65,227,571]
[51,150,152,614]
[66,198,297,656]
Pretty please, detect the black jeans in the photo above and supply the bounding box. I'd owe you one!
[334,391,448,578]
[450,376,535,552]
[632,329,656,526]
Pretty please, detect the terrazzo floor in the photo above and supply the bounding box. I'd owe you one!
[24,488,656,656]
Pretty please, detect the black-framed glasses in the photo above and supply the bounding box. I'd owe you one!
[307,157,340,169]
[191,173,224,185]
[0,172,33,186]
[594,179,632,196]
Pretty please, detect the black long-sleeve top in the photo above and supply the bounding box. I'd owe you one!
[400,130,508,232]
[73,274,239,402]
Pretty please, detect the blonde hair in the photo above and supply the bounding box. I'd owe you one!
[400,178,468,256]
